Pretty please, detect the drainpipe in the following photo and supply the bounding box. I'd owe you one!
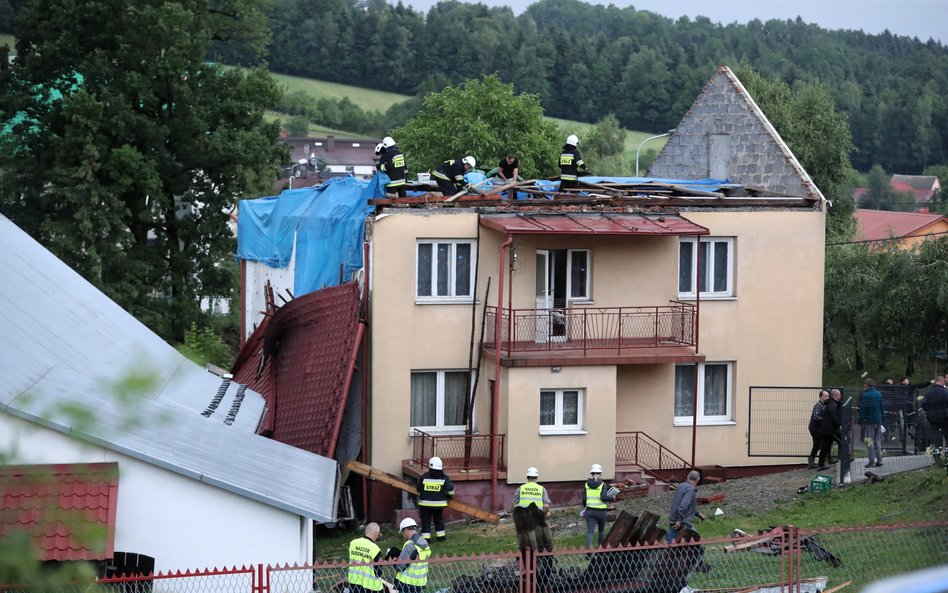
[691,235,702,469]
[492,234,513,511]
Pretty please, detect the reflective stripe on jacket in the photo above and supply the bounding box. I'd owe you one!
[395,540,431,587]
[517,482,545,508]
[584,482,606,509]
[348,537,383,591]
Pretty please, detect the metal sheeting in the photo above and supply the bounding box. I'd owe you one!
[480,213,709,236]
[0,215,263,431]
[0,215,337,523]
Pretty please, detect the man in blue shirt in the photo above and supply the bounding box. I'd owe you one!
[859,378,885,467]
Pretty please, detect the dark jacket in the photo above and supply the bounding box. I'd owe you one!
[558,145,585,180]
[417,469,455,507]
[808,400,826,434]
[859,388,884,425]
[821,397,841,437]
[923,384,948,423]
[379,144,407,185]
[434,159,466,190]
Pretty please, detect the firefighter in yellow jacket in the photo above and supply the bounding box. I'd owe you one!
[347,522,383,593]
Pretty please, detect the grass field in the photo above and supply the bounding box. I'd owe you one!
[0,33,14,50]
[268,71,411,113]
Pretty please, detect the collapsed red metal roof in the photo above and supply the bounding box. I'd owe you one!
[232,282,363,458]
[0,463,118,561]
[480,213,709,235]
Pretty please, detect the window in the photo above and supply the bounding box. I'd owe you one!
[416,240,476,302]
[674,363,733,425]
[410,370,470,431]
[567,249,590,300]
[539,388,585,434]
[678,237,734,298]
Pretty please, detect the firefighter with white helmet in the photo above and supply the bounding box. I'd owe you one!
[378,135,408,198]
[392,517,431,593]
[582,462,617,547]
[513,466,551,511]
[416,456,454,541]
[559,133,587,192]
[432,156,477,196]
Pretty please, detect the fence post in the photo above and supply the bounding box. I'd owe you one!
[519,547,536,593]
[254,564,268,593]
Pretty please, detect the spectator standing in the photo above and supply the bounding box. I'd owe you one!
[807,390,830,469]
[582,463,616,548]
[416,456,454,541]
[393,518,431,593]
[347,523,383,593]
[923,375,948,454]
[859,379,884,467]
[666,470,704,543]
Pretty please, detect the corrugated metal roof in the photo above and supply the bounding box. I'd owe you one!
[854,209,948,242]
[480,213,709,235]
[3,367,337,522]
[0,215,337,522]
[0,462,118,561]
[0,215,263,432]
[233,283,362,458]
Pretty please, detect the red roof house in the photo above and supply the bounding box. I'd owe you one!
[853,209,948,249]
[0,463,119,562]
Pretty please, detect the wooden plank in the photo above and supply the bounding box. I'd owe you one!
[445,177,494,202]
[345,460,500,524]
[822,580,852,593]
[722,536,774,553]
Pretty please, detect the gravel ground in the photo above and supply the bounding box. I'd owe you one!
[547,466,836,538]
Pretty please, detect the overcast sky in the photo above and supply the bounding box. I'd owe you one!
[401,0,946,44]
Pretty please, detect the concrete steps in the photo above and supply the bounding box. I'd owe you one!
[615,467,674,497]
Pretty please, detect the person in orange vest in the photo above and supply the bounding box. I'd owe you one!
[416,456,455,541]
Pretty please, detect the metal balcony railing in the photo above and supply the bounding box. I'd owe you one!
[615,431,693,482]
[411,430,506,472]
[484,302,696,356]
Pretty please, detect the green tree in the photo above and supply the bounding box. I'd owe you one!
[0,0,286,341]
[391,74,561,177]
[862,164,915,212]
[583,113,627,176]
[734,65,855,238]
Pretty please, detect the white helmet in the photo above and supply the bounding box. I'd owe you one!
[382,136,396,148]
[399,517,418,531]
[428,456,443,470]
[462,155,476,169]
[590,464,603,474]
[566,134,579,146]
[374,143,383,156]
[526,466,539,478]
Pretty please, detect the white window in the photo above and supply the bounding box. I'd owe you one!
[410,370,470,432]
[678,237,734,298]
[416,240,476,302]
[539,388,585,434]
[674,362,733,425]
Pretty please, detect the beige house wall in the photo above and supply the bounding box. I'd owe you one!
[369,206,825,477]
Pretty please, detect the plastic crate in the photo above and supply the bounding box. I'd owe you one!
[810,474,833,493]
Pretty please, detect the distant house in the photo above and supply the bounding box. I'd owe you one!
[278,135,379,190]
[853,208,948,250]
[852,174,941,212]
[0,215,338,572]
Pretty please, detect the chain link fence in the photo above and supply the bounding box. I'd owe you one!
[6,523,947,593]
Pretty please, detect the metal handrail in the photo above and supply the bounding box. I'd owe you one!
[616,431,692,482]
[411,429,506,471]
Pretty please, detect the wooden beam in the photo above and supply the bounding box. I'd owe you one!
[345,460,500,524]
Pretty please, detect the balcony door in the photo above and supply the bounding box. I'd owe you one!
[535,250,567,343]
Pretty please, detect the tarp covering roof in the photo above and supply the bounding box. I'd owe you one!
[237,176,380,297]
[481,213,709,236]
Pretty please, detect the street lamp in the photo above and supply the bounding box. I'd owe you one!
[288,158,308,189]
[635,129,675,177]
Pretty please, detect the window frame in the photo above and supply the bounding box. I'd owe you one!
[677,237,735,299]
[673,362,735,426]
[409,369,473,434]
[539,388,586,435]
[415,239,477,304]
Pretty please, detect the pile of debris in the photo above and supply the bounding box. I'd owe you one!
[723,526,841,568]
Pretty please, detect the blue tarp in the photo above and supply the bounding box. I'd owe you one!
[237,175,382,296]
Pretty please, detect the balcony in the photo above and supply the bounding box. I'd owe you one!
[483,302,703,367]
[403,430,507,482]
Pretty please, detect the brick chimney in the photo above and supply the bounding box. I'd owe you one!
[327,135,335,152]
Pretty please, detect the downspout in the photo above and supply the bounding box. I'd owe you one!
[691,234,702,469]
[361,240,371,520]
[492,234,514,512]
